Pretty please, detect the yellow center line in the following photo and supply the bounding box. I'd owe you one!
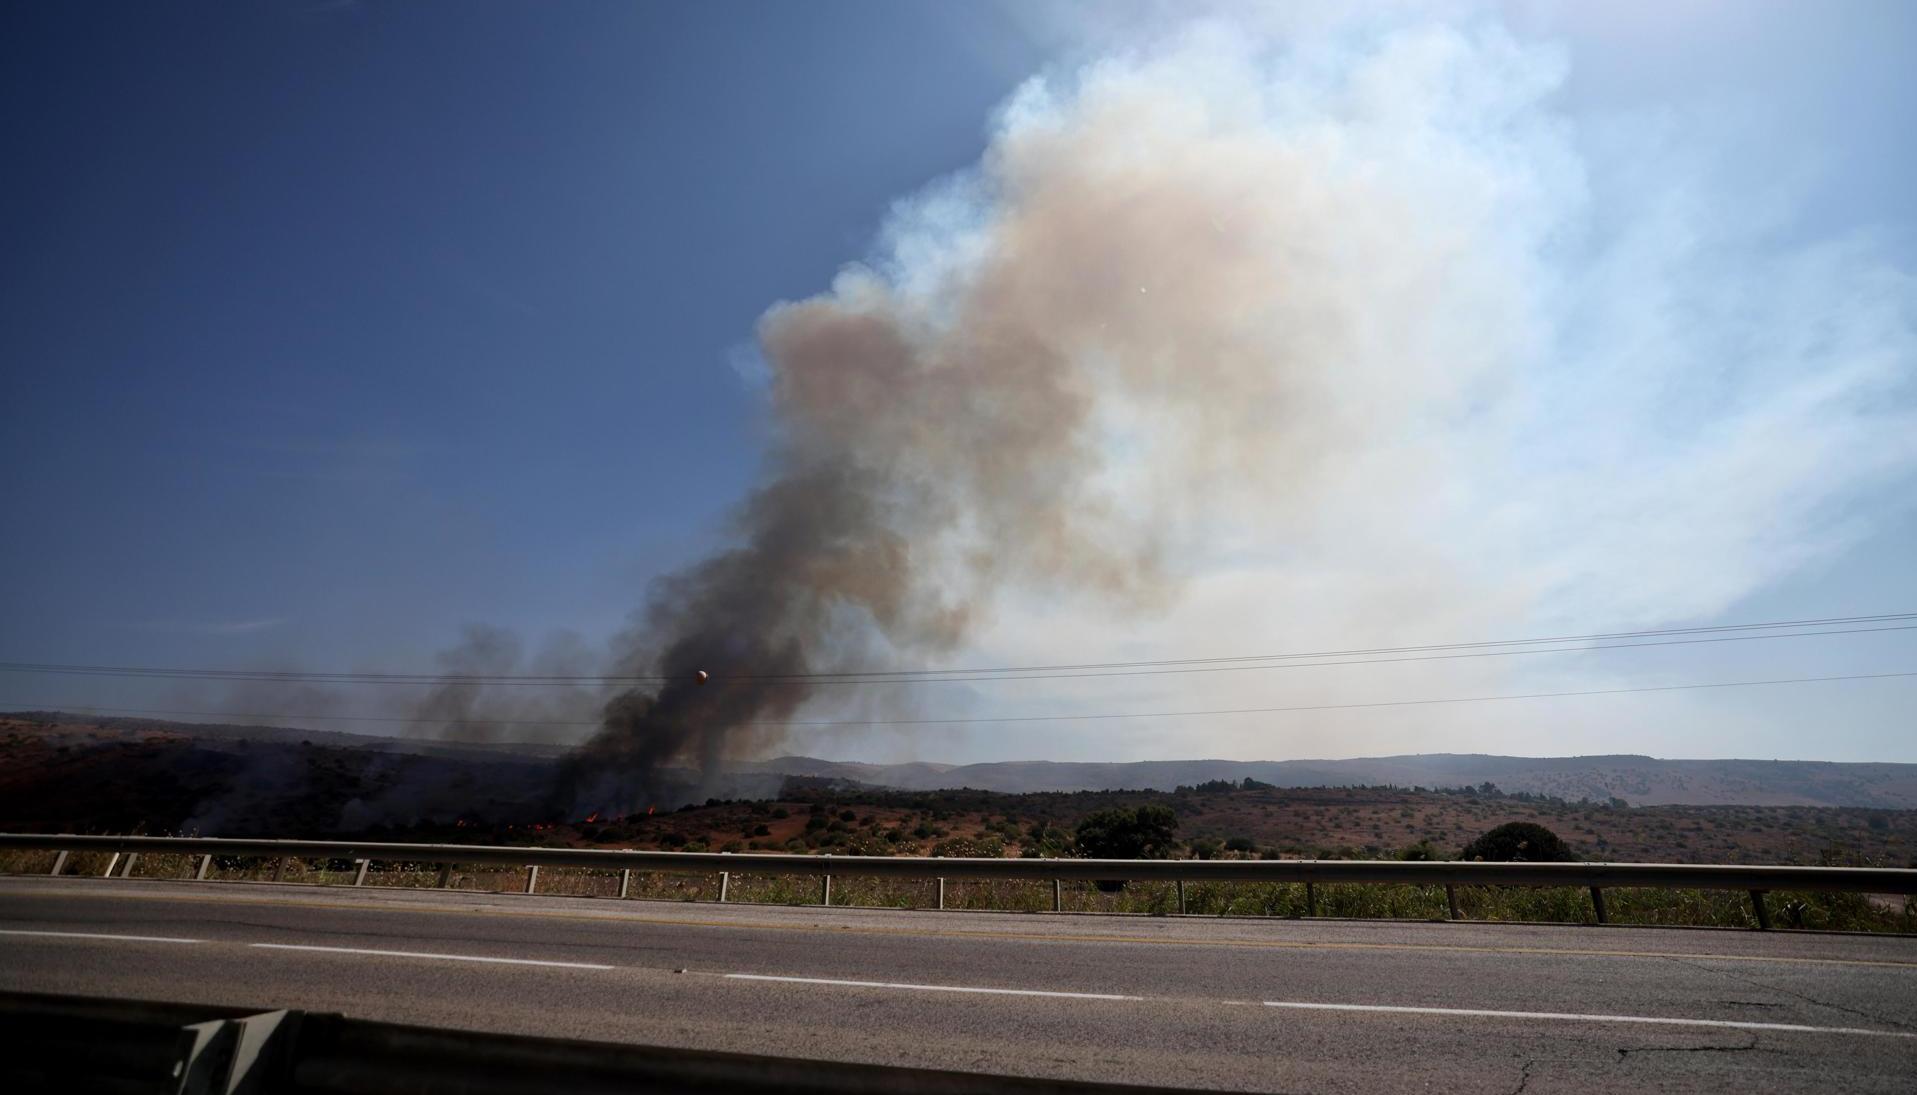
[7,882,1915,970]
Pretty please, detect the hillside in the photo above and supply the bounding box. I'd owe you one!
[738,753,1917,808]
[2,714,1915,870]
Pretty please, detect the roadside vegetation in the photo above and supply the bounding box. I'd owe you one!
[7,800,1912,933]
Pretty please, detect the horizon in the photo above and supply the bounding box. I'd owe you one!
[10,709,1910,771]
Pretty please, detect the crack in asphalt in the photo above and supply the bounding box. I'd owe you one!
[1507,1057,1535,1094]
[1663,955,1912,1031]
[1616,1030,1762,1059]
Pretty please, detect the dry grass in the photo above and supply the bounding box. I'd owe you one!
[6,849,1909,932]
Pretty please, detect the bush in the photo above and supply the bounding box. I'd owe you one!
[1460,822,1575,862]
[1074,805,1179,860]
[1224,836,1254,853]
[930,836,1006,858]
[1398,840,1440,861]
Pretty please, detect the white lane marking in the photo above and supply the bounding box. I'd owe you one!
[248,943,613,970]
[1262,1001,1917,1039]
[0,929,202,944]
[723,973,1142,1001]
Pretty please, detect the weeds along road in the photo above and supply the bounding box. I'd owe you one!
[1,876,1913,1092]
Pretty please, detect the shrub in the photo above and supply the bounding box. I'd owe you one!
[1460,822,1575,862]
[1224,836,1254,853]
[1074,805,1179,860]
[930,836,1005,858]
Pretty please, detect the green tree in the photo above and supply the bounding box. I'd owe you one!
[1460,822,1575,862]
[1073,805,1179,859]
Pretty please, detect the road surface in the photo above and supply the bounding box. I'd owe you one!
[1,875,1912,1092]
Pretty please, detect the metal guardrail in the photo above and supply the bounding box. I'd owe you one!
[4,833,1913,929]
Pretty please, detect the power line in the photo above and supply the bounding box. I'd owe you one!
[7,669,1914,729]
[1,617,1913,686]
[3,625,1917,686]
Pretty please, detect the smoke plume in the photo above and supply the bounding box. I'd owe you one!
[559,17,1916,806]
[558,23,1556,811]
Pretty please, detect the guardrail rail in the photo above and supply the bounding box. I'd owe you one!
[4,833,1913,930]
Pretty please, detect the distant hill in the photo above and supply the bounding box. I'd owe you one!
[7,711,1916,809]
[738,754,1917,808]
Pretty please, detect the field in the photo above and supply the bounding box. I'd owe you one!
[4,715,1913,933]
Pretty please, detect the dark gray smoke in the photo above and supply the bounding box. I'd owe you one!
[412,624,599,745]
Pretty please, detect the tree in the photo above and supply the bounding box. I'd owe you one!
[1073,805,1179,860]
[1460,822,1575,863]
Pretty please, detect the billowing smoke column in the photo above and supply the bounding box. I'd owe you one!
[557,25,1546,813]
[557,20,1917,812]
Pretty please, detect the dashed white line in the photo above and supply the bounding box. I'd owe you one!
[0,929,202,944]
[248,943,613,970]
[723,973,1143,1001]
[1262,1001,1917,1039]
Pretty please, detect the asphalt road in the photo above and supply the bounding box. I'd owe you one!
[1,875,1913,1092]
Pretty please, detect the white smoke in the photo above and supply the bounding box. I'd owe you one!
[759,17,1916,763]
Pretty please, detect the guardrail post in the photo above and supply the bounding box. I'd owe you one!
[121,852,140,878]
[937,877,945,910]
[524,865,540,895]
[102,852,120,878]
[49,850,68,877]
[195,854,212,881]
[1176,879,1185,914]
[821,874,831,906]
[618,868,632,899]
[437,863,454,889]
[1053,878,1062,912]
[1445,884,1460,921]
[1749,889,1771,931]
[353,860,370,887]
[1589,886,1607,924]
[271,858,287,883]
[1305,881,1317,917]
[719,871,730,903]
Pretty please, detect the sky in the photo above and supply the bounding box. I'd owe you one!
[2,1,1914,765]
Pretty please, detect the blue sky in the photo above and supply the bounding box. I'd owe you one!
[3,1,1914,763]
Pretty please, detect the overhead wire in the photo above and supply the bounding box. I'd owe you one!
[0,612,1912,686]
[6,669,1914,729]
